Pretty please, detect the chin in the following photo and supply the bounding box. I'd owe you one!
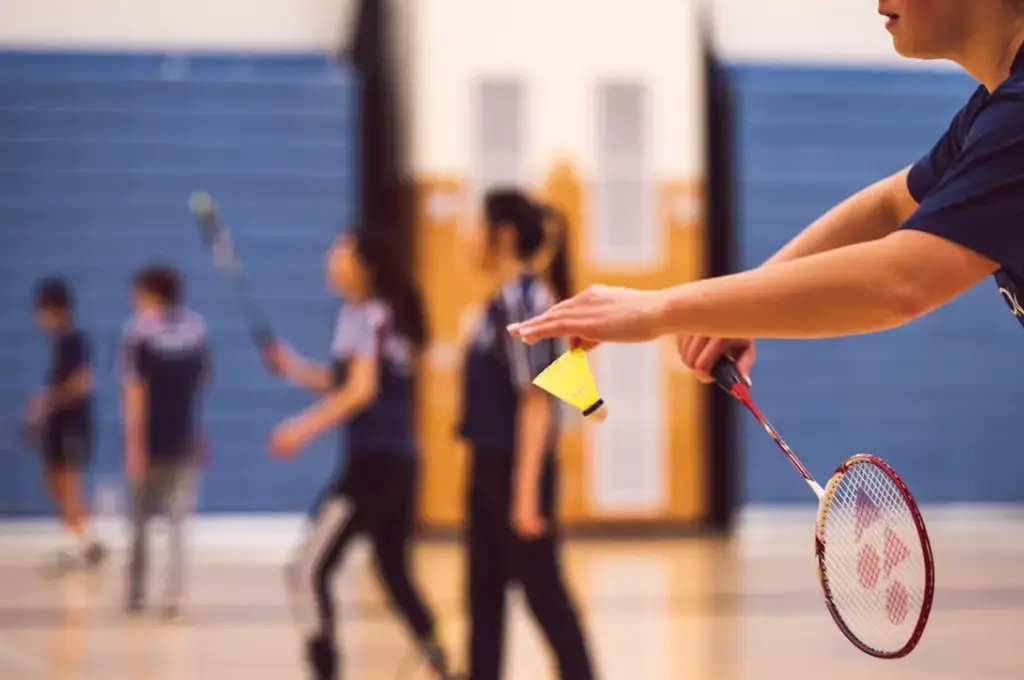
[890,33,947,61]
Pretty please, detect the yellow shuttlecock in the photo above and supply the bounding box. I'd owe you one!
[533,349,608,422]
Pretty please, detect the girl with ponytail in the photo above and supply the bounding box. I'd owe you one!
[456,187,597,680]
[264,226,452,680]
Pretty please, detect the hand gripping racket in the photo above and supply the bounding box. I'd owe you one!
[188,191,275,352]
[712,357,935,659]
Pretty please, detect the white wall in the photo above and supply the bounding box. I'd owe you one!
[711,0,955,67]
[0,0,956,69]
[0,0,356,51]
[411,0,704,179]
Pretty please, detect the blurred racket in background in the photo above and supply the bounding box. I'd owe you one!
[713,357,935,659]
[188,191,275,353]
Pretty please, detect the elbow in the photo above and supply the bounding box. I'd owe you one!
[350,383,379,412]
[886,275,933,324]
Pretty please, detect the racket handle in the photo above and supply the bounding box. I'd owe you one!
[711,357,751,394]
[249,326,275,350]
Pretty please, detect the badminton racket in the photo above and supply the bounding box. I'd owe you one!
[188,191,275,352]
[712,357,934,659]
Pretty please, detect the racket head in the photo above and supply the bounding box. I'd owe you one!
[815,454,935,659]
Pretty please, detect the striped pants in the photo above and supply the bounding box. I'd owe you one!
[127,459,196,607]
[287,454,444,680]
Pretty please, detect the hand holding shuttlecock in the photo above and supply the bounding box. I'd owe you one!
[532,349,608,422]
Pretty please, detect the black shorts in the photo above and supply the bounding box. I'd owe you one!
[42,429,92,470]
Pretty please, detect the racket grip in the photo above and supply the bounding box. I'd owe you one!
[249,326,275,350]
[711,357,750,394]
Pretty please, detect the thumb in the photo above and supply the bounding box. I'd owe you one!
[734,349,755,385]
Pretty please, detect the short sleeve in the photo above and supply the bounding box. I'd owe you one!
[900,96,1024,270]
[906,87,985,203]
[331,301,387,358]
[501,281,559,390]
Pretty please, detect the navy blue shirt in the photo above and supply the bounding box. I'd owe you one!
[459,275,561,455]
[902,45,1024,328]
[45,328,92,439]
[332,298,416,457]
[120,309,209,460]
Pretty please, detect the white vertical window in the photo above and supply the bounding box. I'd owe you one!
[592,81,657,268]
[590,343,665,513]
[474,79,525,198]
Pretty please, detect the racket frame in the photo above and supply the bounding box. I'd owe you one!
[188,193,275,351]
[814,454,935,658]
[712,357,935,659]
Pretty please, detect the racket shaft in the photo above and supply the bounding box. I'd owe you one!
[713,357,822,496]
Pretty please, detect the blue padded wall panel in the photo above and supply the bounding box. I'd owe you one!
[0,51,357,515]
[730,64,1024,504]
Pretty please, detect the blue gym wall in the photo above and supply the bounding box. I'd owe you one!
[0,51,356,515]
[731,64,1024,504]
[4,51,1022,514]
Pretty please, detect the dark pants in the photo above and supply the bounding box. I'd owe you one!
[289,453,441,680]
[466,452,596,680]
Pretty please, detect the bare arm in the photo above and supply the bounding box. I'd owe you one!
[514,387,552,524]
[763,167,919,266]
[44,367,92,410]
[123,374,147,473]
[658,229,998,339]
[275,355,378,450]
[285,355,334,393]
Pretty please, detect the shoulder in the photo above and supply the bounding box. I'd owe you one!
[122,313,157,342]
[362,298,392,329]
[337,299,391,330]
[964,85,1024,148]
[179,308,208,339]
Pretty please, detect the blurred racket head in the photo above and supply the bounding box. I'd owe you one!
[815,454,934,659]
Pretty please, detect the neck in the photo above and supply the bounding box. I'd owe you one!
[492,257,527,289]
[954,15,1024,91]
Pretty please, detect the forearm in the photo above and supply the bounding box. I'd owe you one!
[763,168,913,266]
[284,387,372,446]
[123,383,147,462]
[288,358,333,393]
[515,393,551,503]
[45,369,91,409]
[658,239,931,339]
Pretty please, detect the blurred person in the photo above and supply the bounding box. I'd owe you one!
[509,0,1024,382]
[27,277,106,574]
[457,188,597,680]
[266,228,453,680]
[121,264,209,621]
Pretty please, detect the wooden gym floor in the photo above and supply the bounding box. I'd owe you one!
[0,510,1021,679]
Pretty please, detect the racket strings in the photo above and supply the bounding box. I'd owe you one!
[819,461,927,654]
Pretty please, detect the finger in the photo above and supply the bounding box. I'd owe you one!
[509,296,586,337]
[519,318,591,344]
[734,346,755,385]
[681,336,709,369]
[694,338,726,375]
[568,337,601,352]
[676,334,693,360]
